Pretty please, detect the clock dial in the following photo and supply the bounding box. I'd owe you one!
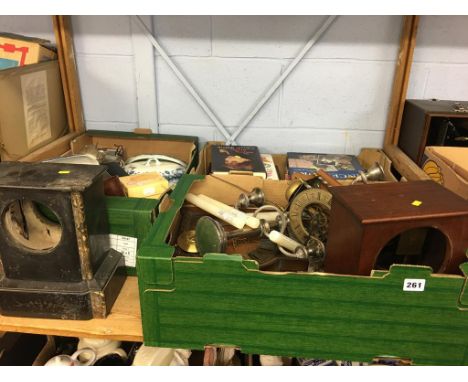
[287,188,332,244]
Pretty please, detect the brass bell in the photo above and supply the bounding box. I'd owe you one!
[236,187,265,209]
[352,162,385,184]
[284,178,313,202]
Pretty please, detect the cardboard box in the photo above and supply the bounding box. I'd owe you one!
[11,129,197,274]
[119,172,169,199]
[71,130,199,274]
[137,173,468,365]
[71,130,198,169]
[196,142,398,183]
[422,146,468,199]
[0,60,67,160]
[0,33,56,69]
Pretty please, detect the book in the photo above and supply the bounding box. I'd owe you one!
[211,145,266,178]
[260,154,279,180]
[287,152,363,180]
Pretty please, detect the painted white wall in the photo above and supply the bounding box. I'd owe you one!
[407,16,468,101]
[2,16,468,154]
[0,15,55,42]
[70,15,405,154]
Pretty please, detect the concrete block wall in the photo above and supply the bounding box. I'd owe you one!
[0,16,55,42]
[71,15,405,154]
[407,16,468,101]
[2,16,468,154]
[72,16,139,132]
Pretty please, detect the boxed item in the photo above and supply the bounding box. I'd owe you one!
[70,130,199,273]
[287,152,363,180]
[0,60,67,160]
[211,145,266,178]
[0,33,56,69]
[197,141,398,183]
[12,130,197,274]
[119,172,169,199]
[137,173,468,365]
[70,129,198,198]
[260,154,279,180]
[422,146,468,199]
[70,130,198,175]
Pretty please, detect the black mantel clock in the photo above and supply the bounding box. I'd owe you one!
[0,162,126,320]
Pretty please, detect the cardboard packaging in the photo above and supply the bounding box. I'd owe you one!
[70,130,199,275]
[197,142,399,183]
[70,130,198,171]
[137,173,468,365]
[119,172,169,199]
[0,33,56,69]
[286,152,363,180]
[0,60,67,160]
[260,154,279,180]
[422,146,468,199]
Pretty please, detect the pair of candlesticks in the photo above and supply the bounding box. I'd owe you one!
[183,190,322,264]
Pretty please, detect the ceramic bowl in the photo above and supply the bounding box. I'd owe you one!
[124,155,187,183]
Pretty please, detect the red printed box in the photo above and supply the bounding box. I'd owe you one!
[0,33,56,69]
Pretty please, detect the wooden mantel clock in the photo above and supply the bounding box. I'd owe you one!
[324,181,468,276]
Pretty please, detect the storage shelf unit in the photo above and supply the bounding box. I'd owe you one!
[4,16,457,365]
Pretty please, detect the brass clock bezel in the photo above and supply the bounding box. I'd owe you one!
[287,188,332,244]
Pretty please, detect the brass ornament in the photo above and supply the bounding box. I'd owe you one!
[285,178,314,202]
[352,162,385,184]
[287,188,332,245]
[177,230,199,253]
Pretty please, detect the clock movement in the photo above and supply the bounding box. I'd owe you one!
[287,187,332,245]
[285,178,333,245]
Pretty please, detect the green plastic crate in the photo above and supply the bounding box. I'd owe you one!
[137,174,468,365]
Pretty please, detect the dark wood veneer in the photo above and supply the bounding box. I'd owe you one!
[324,181,468,276]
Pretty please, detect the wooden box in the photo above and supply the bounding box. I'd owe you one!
[398,99,468,165]
[324,181,468,276]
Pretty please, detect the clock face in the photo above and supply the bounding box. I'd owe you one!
[288,188,332,245]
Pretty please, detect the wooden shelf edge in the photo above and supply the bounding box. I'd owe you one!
[384,15,420,146]
[0,277,143,342]
[0,323,142,343]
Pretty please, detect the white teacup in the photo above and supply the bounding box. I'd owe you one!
[45,348,97,366]
[77,338,127,363]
